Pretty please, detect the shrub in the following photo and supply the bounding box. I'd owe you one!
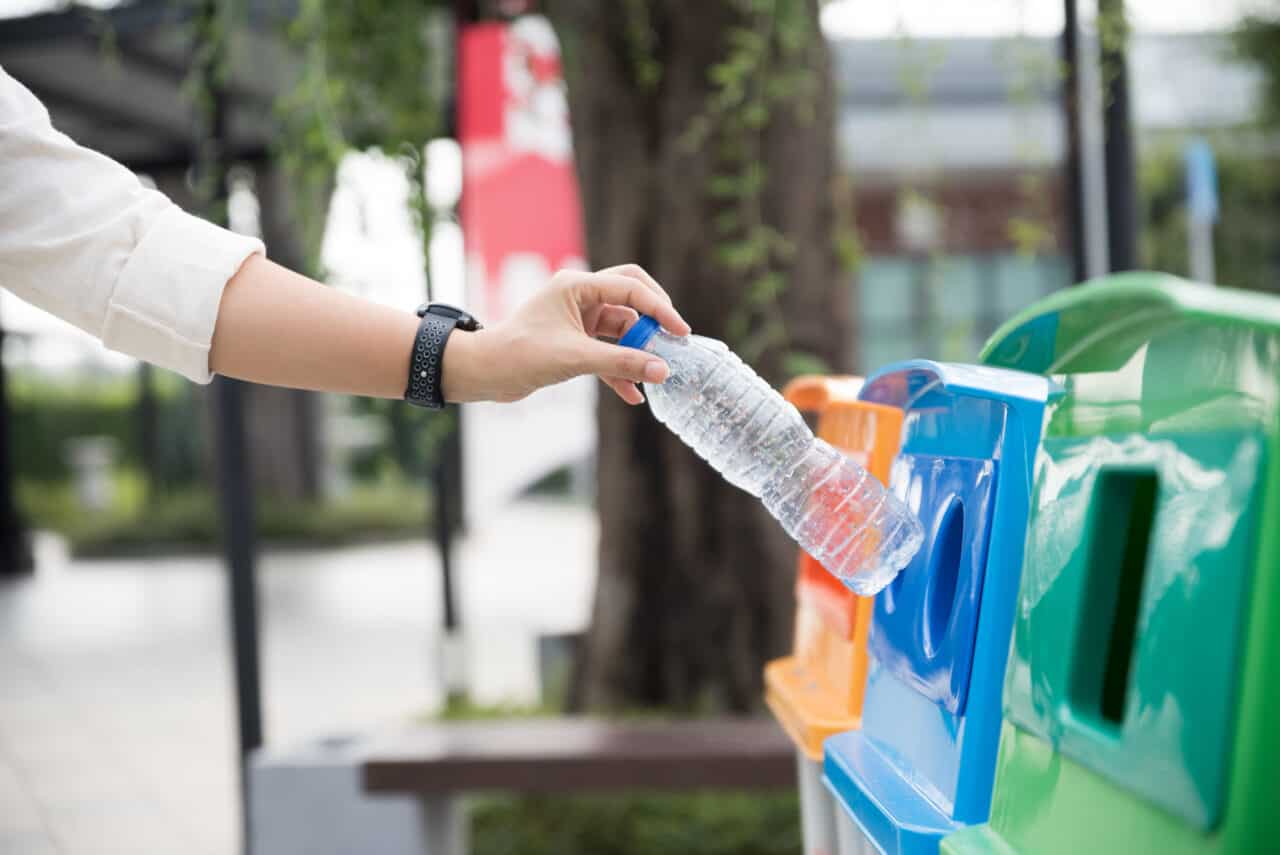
[8,372,203,487]
[470,792,801,855]
[18,479,430,558]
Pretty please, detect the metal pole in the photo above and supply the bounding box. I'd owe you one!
[1077,4,1110,279]
[0,324,31,576]
[196,2,262,850]
[213,376,262,849]
[137,362,159,500]
[435,413,459,635]
[431,0,482,700]
[1061,0,1087,285]
[422,179,459,644]
[1099,0,1138,272]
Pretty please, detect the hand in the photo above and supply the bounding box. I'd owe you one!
[442,264,691,405]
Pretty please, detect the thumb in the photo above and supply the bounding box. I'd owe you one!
[578,339,670,385]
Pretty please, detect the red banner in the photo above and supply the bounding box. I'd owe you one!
[458,16,586,322]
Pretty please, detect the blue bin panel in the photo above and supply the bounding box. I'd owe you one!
[871,454,997,717]
[824,728,958,855]
[825,361,1056,855]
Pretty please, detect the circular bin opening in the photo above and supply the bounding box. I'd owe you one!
[924,499,965,655]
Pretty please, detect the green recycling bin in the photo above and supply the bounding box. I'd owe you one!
[942,273,1280,855]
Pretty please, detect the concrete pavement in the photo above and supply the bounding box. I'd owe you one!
[0,499,597,855]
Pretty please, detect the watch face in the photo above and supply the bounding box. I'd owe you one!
[428,303,463,320]
[426,303,482,330]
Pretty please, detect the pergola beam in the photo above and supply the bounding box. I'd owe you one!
[113,34,276,108]
[0,1,185,47]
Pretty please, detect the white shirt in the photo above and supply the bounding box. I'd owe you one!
[0,65,264,383]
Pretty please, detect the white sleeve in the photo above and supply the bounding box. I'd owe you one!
[0,65,264,383]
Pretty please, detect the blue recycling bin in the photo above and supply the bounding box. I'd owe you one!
[823,361,1056,855]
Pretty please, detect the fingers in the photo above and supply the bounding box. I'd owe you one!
[582,304,639,339]
[601,376,645,405]
[597,263,672,305]
[578,274,667,405]
[579,338,670,385]
[570,272,691,337]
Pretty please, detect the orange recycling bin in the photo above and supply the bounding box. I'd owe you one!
[764,375,904,855]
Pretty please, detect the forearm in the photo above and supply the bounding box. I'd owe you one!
[209,259,684,406]
[210,254,420,399]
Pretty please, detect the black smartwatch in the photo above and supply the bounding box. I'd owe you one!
[405,303,483,409]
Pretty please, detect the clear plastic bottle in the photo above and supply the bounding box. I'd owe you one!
[620,316,923,594]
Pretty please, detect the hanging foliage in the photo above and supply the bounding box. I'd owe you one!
[274,0,449,270]
[1235,10,1280,130]
[686,0,822,365]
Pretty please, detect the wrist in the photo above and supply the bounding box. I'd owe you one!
[441,326,486,403]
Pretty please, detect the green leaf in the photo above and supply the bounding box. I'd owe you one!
[713,210,741,234]
[726,28,767,57]
[782,351,831,380]
[748,272,786,304]
[715,239,770,272]
[741,102,769,129]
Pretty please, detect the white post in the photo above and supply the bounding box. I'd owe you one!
[420,797,469,855]
[1188,218,1215,285]
[65,437,118,512]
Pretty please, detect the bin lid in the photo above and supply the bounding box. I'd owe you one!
[982,272,1280,436]
[981,272,1280,375]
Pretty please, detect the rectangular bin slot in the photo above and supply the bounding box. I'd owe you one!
[1073,469,1159,729]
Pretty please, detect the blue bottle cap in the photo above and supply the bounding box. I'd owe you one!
[618,315,661,350]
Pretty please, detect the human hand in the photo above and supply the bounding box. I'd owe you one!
[441,264,691,405]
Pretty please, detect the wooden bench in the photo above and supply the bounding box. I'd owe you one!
[361,717,796,854]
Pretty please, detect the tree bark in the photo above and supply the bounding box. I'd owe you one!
[548,0,848,711]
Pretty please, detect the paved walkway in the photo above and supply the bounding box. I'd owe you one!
[0,499,597,855]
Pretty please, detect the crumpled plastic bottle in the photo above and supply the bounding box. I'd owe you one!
[620,316,923,594]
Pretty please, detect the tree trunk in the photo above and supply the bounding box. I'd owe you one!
[548,0,849,711]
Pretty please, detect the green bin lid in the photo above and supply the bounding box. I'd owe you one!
[981,272,1280,375]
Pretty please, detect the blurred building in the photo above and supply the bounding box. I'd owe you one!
[834,32,1264,370]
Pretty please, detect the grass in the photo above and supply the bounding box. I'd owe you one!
[470,792,801,855]
[17,475,430,558]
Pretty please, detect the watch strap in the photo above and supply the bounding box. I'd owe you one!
[405,312,456,409]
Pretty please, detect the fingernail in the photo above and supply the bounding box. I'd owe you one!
[644,360,669,383]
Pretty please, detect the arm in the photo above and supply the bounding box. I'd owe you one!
[0,65,688,403]
[0,65,262,382]
[210,255,689,405]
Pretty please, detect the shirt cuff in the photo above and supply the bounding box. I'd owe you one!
[102,206,265,384]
